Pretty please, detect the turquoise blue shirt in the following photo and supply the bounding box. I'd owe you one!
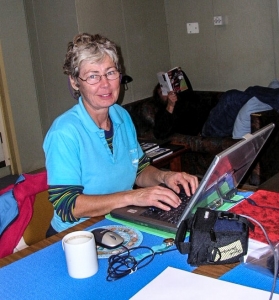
[43,97,144,232]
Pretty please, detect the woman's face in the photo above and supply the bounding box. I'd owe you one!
[71,55,120,113]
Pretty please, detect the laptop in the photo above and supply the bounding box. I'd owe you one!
[111,124,275,233]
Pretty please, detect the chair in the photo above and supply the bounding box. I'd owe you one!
[0,171,50,258]
[22,190,53,246]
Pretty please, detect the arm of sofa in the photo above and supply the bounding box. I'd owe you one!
[168,133,237,178]
[251,109,279,132]
[170,133,237,155]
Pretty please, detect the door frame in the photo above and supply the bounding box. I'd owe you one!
[0,42,21,175]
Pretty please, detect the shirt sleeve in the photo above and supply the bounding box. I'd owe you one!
[137,153,150,176]
[49,153,149,223]
[43,128,83,186]
[48,185,84,223]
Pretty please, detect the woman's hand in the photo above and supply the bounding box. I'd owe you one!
[74,169,199,217]
[136,165,198,201]
[131,170,198,211]
[128,185,182,211]
[162,171,199,196]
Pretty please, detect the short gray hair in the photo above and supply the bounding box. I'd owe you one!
[63,33,120,98]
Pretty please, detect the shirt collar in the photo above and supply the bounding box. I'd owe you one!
[76,97,123,133]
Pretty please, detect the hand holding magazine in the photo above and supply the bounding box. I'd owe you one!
[157,67,188,95]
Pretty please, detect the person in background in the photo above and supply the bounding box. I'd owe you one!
[43,33,198,236]
[152,81,205,140]
[202,80,279,138]
[232,79,279,139]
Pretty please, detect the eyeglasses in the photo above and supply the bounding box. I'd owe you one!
[78,70,121,85]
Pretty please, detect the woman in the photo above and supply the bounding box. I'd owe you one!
[43,33,198,235]
[152,80,204,140]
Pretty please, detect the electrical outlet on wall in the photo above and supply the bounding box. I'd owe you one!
[187,22,199,34]
[213,16,228,26]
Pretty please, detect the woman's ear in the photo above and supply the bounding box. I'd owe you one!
[69,75,79,90]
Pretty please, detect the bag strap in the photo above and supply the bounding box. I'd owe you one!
[175,209,255,255]
[175,218,192,254]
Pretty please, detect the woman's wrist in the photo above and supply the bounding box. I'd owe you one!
[159,170,169,186]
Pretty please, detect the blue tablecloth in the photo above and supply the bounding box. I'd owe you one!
[0,219,194,300]
[1,191,278,300]
[220,263,279,294]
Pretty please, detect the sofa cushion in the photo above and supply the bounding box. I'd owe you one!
[232,97,272,139]
[202,89,251,137]
[123,98,157,139]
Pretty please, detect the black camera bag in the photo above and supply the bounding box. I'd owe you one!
[175,207,254,266]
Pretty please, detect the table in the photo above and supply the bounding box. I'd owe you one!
[0,216,237,276]
[0,218,196,300]
[151,146,188,172]
[0,215,278,299]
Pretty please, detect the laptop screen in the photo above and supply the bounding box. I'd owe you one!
[177,123,275,227]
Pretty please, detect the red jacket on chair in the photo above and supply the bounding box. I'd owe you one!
[0,171,48,258]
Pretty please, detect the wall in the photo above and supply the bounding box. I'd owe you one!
[25,0,279,130]
[165,0,279,91]
[0,0,44,173]
[75,0,170,104]
[0,0,279,173]
[24,0,79,137]
[0,0,169,173]
[25,0,169,133]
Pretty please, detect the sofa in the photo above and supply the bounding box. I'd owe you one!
[122,91,279,186]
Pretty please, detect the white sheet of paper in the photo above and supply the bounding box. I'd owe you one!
[130,266,279,300]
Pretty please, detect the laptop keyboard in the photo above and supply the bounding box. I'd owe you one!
[140,192,191,225]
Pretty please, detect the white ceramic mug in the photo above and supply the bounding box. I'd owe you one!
[62,231,98,279]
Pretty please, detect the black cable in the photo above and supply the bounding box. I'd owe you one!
[106,245,177,281]
[245,197,279,211]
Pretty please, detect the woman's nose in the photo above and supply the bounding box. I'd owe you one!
[99,74,110,85]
